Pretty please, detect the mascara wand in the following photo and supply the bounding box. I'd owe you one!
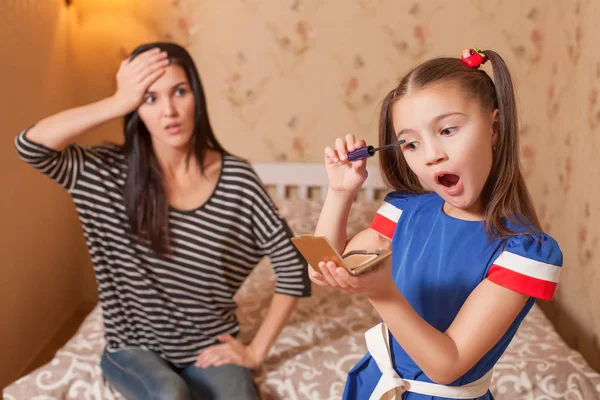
[347,140,406,162]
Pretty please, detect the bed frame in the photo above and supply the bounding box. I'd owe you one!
[253,163,387,201]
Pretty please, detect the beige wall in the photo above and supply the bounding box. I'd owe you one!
[2,0,599,387]
[0,0,185,387]
[0,0,89,387]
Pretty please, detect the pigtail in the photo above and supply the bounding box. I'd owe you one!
[482,50,541,236]
[482,50,519,150]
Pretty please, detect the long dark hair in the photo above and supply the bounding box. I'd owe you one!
[122,42,225,254]
[378,50,540,239]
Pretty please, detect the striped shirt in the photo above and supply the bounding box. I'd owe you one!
[15,129,310,366]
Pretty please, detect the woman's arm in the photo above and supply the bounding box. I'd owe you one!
[26,48,169,150]
[247,293,297,363]
[26,96,129,150]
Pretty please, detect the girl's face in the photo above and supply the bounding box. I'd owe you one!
[392,82,498,219]
[137,64,196,152]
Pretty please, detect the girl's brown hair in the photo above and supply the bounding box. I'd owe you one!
[378,50,539,240]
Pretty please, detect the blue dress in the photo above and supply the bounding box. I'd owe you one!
[343,192,563,400]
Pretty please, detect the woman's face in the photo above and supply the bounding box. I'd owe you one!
[137,64,196,151]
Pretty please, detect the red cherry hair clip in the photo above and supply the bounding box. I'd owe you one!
[461,47,487,68]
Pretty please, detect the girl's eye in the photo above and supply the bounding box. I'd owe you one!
[404,142,419,151]
[144,95,156,104]
[175,87,187,96]
[441,127,458,136]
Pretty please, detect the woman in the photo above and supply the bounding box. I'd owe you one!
[15,42,310,400]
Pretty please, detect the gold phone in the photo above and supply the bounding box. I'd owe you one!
[291,235,392,276]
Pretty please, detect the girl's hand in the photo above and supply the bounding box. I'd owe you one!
[309,252,398,301]
[324,134,369,194]
[195,335,262,370]
[308,230,392,291]
[112,47,170,115]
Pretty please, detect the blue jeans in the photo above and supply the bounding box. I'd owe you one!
[100,348,258,400]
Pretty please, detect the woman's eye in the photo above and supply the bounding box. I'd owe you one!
[175,87,187,96]
[144,95,156,104]
[441,127,457,136]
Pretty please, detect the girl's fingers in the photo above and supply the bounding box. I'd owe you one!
[345,133,356,152]
[311,279,330,287]
[352,159,366,171]
[327,263,349,289]
[335,137,348,161]
[324,147,340,163]
[354,139,366,149]
[344,274,361,289]
[320,262,340,287]
[309,267,330,286]
[328,262,355,287]
[327,136,367,163]
[330,263,363,290]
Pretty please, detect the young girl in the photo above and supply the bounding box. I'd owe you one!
[310,48,562,399]
[15,42,310,399]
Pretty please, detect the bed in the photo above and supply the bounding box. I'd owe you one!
[4,164,600,400]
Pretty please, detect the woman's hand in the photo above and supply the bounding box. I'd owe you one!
[324,134,369,195]
[112,47,170,115]
[195,335,263,370]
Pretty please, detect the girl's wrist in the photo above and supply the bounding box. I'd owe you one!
[326,186,359,202]
[367,285,403,304]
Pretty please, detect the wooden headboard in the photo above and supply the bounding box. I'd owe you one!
[252,163,387,201]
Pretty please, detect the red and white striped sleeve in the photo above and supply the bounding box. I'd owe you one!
[369,193,412,239]
[487,234,563,301]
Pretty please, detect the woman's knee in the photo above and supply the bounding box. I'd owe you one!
[151,379,191,400]
[100,348,191,400]
[183,364,257,400]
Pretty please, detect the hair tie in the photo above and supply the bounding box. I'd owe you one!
[461,47,487,68]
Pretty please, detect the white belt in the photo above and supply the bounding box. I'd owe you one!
[366,323,493,400]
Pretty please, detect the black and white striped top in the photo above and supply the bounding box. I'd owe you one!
[15,129,310,367]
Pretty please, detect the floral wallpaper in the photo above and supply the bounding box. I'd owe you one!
[58,0,600,373]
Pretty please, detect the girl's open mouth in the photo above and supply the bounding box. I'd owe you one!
[438,174,460,188]
[436,173,463,196]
